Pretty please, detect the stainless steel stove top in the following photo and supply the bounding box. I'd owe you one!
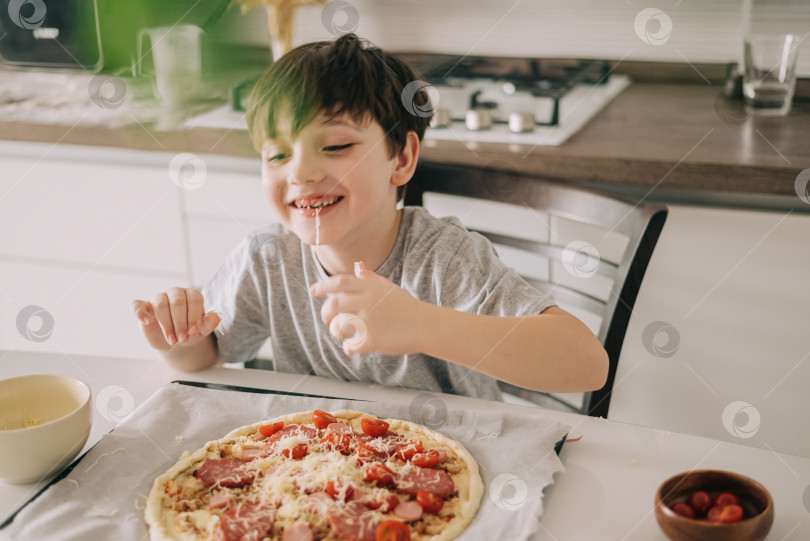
[410,55,630,146]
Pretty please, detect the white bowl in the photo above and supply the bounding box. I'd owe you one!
[0,374,92,484]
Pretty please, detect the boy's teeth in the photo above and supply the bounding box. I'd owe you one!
[297,197,339,209]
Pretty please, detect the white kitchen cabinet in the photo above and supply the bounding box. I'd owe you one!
[0,149,186,275]
[0,142,189,360]
[0,259,179,360]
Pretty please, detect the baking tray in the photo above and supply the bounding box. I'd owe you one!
[2,380,568,530]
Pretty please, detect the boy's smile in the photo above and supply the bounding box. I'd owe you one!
[260,111,417,275]
[290,194,344,217]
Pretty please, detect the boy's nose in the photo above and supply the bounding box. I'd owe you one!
[288,154,324,185]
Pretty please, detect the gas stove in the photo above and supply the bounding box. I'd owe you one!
[409,55,630,146]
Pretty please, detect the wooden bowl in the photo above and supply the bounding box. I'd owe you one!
[654,469,774,541]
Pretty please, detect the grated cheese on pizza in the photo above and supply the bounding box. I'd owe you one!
[145,410,483,541]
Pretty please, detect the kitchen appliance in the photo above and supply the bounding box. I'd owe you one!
[412,55,631,146]
[0,0,102,70]
[0,0,229,72]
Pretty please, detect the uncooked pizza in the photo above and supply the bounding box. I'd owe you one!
[145,409,484,541]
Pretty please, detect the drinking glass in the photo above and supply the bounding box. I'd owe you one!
[743,34,801,116]
[137,24,202,107]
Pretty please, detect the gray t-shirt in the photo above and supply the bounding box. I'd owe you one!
[203,206,555,400]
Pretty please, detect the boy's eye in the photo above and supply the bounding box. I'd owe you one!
[323,143,353,152]
[266,153,289,162]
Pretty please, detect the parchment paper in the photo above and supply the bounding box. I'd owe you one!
[4,382,571,540]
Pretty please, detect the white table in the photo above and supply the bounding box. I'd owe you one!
[1,349,808,540]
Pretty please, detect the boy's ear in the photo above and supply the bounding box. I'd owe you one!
[390,131,420,188]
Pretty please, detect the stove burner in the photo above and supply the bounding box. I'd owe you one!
[431,57,609,96]
[410,56,611,128]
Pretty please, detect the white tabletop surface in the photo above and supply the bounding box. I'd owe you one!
[1,349,809,540]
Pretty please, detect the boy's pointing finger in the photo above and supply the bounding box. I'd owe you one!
[310,275,364,297]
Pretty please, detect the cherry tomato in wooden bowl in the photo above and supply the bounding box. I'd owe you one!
[654,469,773,541]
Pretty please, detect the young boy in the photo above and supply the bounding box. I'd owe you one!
[131,34,608,401]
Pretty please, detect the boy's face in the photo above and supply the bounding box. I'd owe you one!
[260,111,403,250]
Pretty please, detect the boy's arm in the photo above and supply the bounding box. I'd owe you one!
[312,270,608,393]
[415,304,608,393]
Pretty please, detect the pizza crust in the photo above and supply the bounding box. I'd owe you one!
[145,410,484,541]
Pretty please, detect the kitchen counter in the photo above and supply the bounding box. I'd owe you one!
[1,82,809,203]
[2,349,809,540]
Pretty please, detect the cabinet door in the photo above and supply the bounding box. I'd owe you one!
[0,259,182,360]
[0,154,186,275]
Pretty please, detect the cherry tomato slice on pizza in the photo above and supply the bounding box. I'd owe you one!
[281,443,308,460]
[363,462,395,486]
[367,492,400,512]
[416,490,444,513]
[411,449,447,468]
[395,441,423,462]
[361,418,390,438]
[258,421,284,438]
[356,444,385,462]
[325,478,355,502]
[321,433,352,455]
[375,520,411,541]
[313,410,337,430]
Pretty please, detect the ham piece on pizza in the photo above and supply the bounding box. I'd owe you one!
[145,410,484,541]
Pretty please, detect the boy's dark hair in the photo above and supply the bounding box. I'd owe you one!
[246,34,433,201]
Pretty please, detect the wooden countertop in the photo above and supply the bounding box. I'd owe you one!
[2,82,808,198]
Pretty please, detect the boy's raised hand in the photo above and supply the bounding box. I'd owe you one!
[310,261,424,356]
[131,288,220,351]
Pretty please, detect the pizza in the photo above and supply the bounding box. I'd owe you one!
[145,409,484,541]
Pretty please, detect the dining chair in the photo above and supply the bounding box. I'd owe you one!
[404,160,668,417]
